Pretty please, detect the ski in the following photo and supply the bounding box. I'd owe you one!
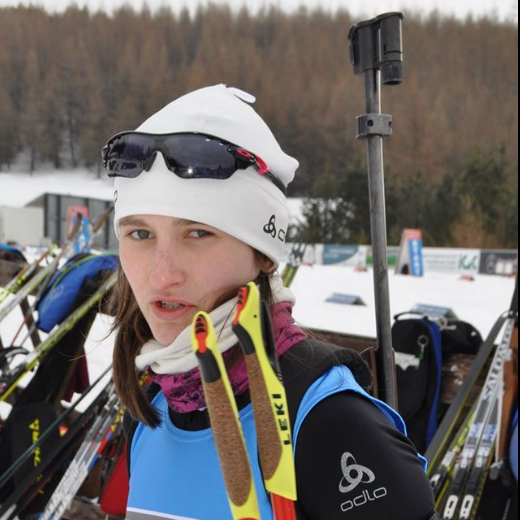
[0,367,113,518]
[425,312,512,470]
[0,432,87,520]
[430,402,478,504]
[0,272,117,403]
[38,384,122,520]
[441,385,499,519]
[457,398,500,519]
[441,316,516,520]
[490,297,519,484]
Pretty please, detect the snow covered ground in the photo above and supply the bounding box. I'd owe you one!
[291,265,516,339]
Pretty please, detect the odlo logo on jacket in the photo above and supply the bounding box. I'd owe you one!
[339,452,388,513]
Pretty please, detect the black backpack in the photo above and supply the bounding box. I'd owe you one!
[392,314,482,454]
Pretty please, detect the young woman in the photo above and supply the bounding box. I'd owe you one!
[107,84,439,520]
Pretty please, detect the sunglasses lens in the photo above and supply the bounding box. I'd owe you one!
[106,135,155,178]
[163,135,236,179]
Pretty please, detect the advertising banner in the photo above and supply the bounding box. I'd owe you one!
[423,248,481,275]
[479,251,518,276]
[322,245,368,267]
[396,229,424,276]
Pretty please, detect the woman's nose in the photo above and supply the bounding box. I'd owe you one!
[149,247,187,290]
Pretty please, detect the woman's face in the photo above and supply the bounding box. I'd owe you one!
[119,215,261,346]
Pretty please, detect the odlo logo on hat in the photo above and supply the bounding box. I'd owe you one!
[263,215,286,243]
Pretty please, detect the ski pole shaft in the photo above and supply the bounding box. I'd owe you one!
[192,312,261,520]
[233,283,297,520]
[349,12,404,409]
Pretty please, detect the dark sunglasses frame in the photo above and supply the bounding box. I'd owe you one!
[102,131,286,195]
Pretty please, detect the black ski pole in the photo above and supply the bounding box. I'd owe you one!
[348,12,404,409]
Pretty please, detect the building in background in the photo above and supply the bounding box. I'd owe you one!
[27,193,116,251]
[0,206,45,245]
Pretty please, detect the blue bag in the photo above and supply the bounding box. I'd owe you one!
[0,243,26,263]
[37,254,118,333]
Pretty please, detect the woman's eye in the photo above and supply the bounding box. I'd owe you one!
[188,229,212,239]
[130,230,152,240]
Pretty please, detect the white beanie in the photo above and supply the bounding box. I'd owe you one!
[113,84,299,266]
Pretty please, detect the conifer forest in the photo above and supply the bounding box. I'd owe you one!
[0,5,517,247]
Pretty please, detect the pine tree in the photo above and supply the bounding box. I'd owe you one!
[0,86,17,170]
[19,50,45,174]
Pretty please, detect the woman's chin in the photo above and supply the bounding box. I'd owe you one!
[152,326,185,346]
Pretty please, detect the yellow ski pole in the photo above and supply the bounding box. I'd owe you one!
[232,282,297,520]
[191,312,262,520]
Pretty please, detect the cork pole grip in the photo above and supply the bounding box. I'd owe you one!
[203,377,253,507]
[245,353,283,479]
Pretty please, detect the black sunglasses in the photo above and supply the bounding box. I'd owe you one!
[102,132,286,195]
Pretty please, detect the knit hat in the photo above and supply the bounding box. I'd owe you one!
[113,84,299,266]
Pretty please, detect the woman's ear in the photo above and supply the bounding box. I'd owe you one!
[257,254,276,275]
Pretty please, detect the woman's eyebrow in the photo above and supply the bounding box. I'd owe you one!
[118,217,204,228]
[119,217,149,227]
[173,218,203,227]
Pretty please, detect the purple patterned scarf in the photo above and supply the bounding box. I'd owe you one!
[149,301,306,413]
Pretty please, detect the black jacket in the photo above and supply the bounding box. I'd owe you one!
[125,339,439,520]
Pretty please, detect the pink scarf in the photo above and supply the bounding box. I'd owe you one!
[149,301,307,413]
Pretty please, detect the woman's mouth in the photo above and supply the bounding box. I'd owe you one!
[151,300,196,320]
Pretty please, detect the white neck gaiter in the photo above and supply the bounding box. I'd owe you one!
[135,274,295,375]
